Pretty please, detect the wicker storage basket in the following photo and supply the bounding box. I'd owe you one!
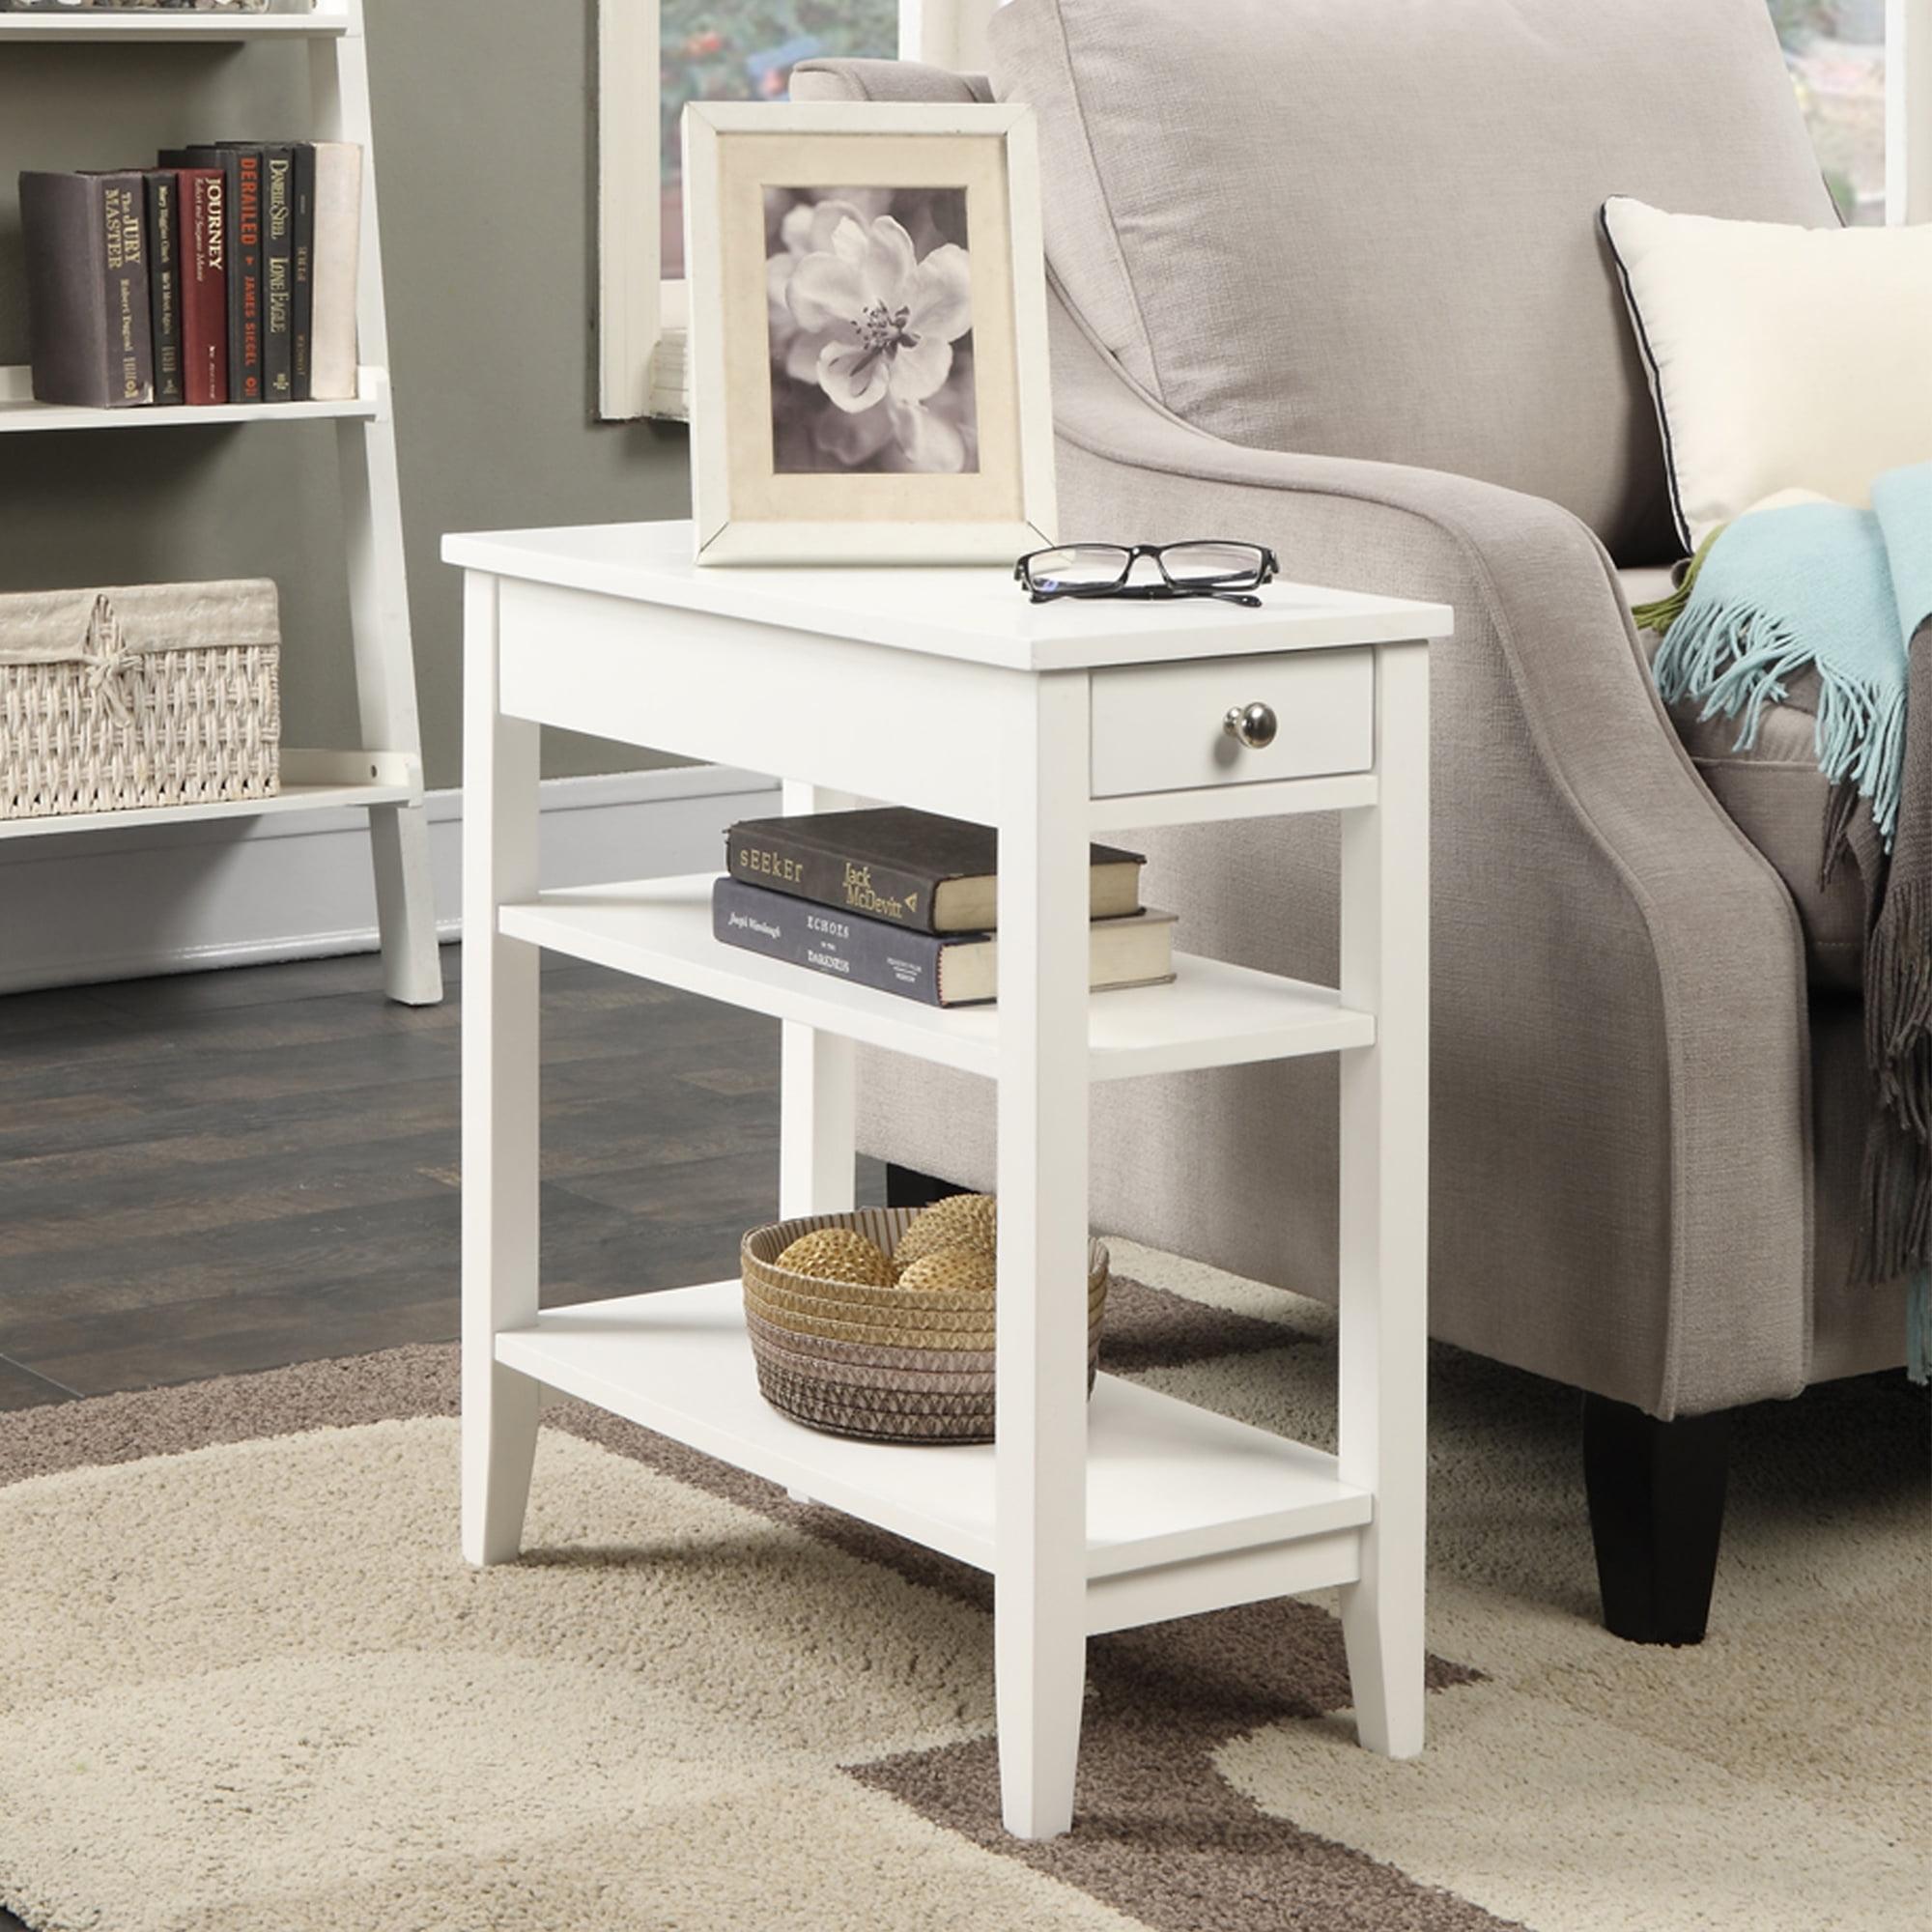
[742,1207,1110,1444]
[0,581,280,822]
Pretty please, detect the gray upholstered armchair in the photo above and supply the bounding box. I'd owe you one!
[794,0,1910,1642]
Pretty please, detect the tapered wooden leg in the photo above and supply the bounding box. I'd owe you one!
[337,408,442,1009]
[461,570,543,1568]
[466,1364,543,1569]
[994,673,1092,1839]
[1337,640,1431,1758]
[368,802,443,1007]
[1583,1392,1732,1645]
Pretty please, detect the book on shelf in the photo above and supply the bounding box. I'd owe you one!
[18,170,153,408]
[219,144,265,401]
[712,878,1179,1009]
[0,4,270,12]
[290,141,316,401]
[178,165,228,405]
[725,807,1145,933]
[142,170,183,405]
[21,144,359,413]
[157,146,251,397]
[308,140,361,401]
[261,142,295,402]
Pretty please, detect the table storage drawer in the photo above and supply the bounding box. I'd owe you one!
[1089,648,1374,798]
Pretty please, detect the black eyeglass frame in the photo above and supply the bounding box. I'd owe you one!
[1013,541,1281,608]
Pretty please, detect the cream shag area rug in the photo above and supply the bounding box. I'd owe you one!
[0,1244,1925,1932]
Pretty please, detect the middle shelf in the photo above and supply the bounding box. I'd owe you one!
[0,365,385,434]
[499,873,1376,1083]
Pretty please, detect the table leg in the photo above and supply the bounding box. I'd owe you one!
[1337,639,1431,1755]
[461,570,544,1568]
[994,673,1093,1839]
[779,781,857,1218]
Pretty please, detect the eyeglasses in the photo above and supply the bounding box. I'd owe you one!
[1014,542,1279,607]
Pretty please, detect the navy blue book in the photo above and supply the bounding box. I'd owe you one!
[712,878,1176,1009]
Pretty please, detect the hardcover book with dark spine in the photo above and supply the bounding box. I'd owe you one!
[212,144,265,401]
[178,165,228,406]
[19,170,153,409]
[159,146,249,398]
[725,807,1145,934]
[261,143,295,402]
[143,170,183,406]
[223,145,265,401]
[290,141,316,401]
[0,4,269,12]
[712,878,1177,1008]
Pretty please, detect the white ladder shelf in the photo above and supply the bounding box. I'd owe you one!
[0,0,440,1007]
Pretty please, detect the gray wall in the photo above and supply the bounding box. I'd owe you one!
[0,0,689,788]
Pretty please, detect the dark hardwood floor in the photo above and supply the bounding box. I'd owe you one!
[0,944,876,1406]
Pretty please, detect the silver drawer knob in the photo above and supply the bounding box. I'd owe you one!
[1223,702,1278,750]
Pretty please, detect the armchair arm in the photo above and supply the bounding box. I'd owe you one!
[1049,301,1811,1416]
[789,59,990,104]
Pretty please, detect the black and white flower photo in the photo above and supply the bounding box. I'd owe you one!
[764,185,980,475]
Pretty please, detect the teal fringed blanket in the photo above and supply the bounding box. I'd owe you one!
[1641,463,1932,1383]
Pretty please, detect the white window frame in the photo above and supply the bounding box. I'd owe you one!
[599,0,1004,420]
[1889,0,1932,223]
[602,0,1932,421]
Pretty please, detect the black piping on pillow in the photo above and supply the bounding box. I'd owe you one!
[1600,197,1694,558]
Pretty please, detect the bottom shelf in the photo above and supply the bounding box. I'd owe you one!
[496,1280,1373,1592]
[0,750,420,840]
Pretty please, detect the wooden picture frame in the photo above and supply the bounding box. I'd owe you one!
[682,101,1055,565]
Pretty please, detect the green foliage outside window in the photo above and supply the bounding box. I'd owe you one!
[661,1,900,182]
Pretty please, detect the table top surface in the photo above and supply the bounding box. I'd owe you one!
[443,521,1453,673]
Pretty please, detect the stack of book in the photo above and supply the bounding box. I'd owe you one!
[18,141,363,411]
[0,4,270,13]
[712,807,1178,1008]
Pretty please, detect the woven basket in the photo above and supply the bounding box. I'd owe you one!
[742,1207,1110,1444]
[0,581,280,821]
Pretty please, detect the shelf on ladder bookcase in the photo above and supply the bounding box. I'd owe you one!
[0,365,384,433]
[0,11,351,43]
[0,751,421,842]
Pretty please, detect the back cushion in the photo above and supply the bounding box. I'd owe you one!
[988,0,1837,562]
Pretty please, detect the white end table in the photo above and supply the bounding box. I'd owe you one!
[441,520,1450,1841]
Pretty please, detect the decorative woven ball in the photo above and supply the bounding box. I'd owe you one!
[896,1244,998,1295]
[774,1226,896,1287]
[893,1193,998,1273]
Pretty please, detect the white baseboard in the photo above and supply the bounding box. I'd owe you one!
[0,765,780,995]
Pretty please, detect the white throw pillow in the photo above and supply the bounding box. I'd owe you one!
[1601,195,1932,551]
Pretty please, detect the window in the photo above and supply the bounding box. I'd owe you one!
[660,3,901,278]
[1771,1,1888,222]
[603,1,992,418]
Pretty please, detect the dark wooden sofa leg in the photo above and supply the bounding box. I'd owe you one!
[1582,1392,1733,1645]
[885,1162,967,1209]
[892,1165,1740,1646]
